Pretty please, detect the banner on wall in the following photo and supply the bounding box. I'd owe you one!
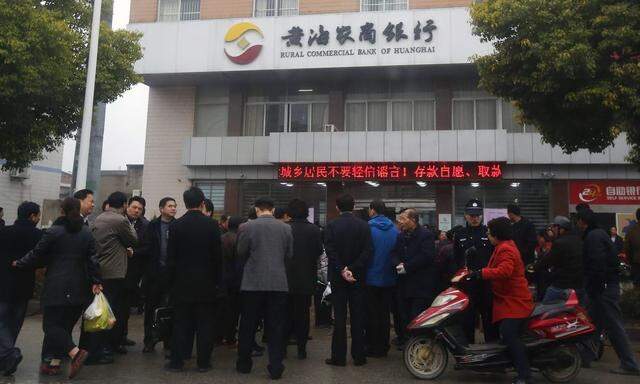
[569,181,640,205]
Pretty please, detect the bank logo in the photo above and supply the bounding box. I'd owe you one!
[224,22,264,65]
[578,184,601,203]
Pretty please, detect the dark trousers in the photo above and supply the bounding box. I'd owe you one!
[285,294,311,352]
[313,284,331,327]
[365,286,392,355]
[80,278,126,356]
[222,290,241,343]
[390,287,403,340]
[461,281,499,344]
[397,295,432,343]
[331,283,366,363]
[42,305,84,361]
[170,302,215,369]
[632,264,640,288]
[499,318,530,380]
[237,291,287,373]
[588,283,640,372]
[0,300,28,363]
[143,280,168,347]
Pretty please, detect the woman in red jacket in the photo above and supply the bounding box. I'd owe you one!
[468,217,534,384]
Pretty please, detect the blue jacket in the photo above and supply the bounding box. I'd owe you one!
[366,215,399,287]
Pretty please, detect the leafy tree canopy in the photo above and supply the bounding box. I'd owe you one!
[0,0,142,170]
[471,0,640,165]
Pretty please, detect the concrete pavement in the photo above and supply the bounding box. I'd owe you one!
[2,313,639,384]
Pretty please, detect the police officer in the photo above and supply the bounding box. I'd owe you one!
[453,199,498,344]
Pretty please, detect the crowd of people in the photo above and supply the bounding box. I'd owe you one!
[0,187,639,381]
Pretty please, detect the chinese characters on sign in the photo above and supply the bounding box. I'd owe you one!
[280,20,438,59]
[278,163,503,181]
[569,181,640,205]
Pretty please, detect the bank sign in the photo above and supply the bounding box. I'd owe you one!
[570,181,640,205]
[132,8,490,74]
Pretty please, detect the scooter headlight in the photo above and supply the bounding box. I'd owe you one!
[420,313,450,327]
[431,294,457,307]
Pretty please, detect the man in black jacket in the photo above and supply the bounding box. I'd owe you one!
[508,204,537,265]
[0,202,42,375]
[577,209,639,376]
[453,199,497,343]
[285,199,323,359]
[324,194,372,367]
[534,216,584,304]
[392,209,437,346]
[121,196,149,348]
[165,188,222,372]
[140,197,177,353]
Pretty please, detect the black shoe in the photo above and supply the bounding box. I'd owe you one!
[114,345,128,355]
[122,338,136,347]
[84,355,114,366]
[268,364,284,380]
[297,349,307,360]
[164,363,183,372]
[3,350,22,376]
[610,368,640,376]
[197,365,212,373]
[354,358,367,366]
[325,358,346,367]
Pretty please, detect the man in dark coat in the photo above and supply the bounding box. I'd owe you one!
[453,199,497,343]
[285,199,323,359]
[507,204,537,265]
[165,188,222,372]
[0,202,42,375]
[140,197,177,353]
[391,209,437,345]
[534,216,584,304]
[324,194,372,367]
[121,196,149,348]
[577,209,640,376]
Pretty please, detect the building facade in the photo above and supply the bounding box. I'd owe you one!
[0,149,64,226]
[130,0,640,230]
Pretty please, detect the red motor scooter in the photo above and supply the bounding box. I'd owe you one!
[403,268,596,382]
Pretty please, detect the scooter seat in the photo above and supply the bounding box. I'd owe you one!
[466,343,507,352]
[529,301,568,318]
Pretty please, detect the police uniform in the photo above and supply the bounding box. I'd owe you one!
[453,199,499,344]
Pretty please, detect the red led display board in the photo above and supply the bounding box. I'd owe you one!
[277,162,503,181]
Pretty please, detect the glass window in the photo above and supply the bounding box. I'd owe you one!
[346,103,366,131]
[367,102,387,131]
[476,99,497,130]
[158,0,200,21]
[265,104,285,135]
[501,100,522,133]
[392,102,412,131]
[452,100,474,130]
[194,182,225,212]
[361,0,408,11]
[244,105,264,136]
[195,104,228,137]
[414,100,435,131]
[311,103,329,132]
[289,104,309,133]
[254,0,299,17]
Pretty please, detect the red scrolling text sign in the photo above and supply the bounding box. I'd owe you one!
[569,181,640,205]
[277,162,503,181]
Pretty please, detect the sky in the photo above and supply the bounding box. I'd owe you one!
[62,0,148,172]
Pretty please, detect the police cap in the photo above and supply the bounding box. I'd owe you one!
[464,199,483,215]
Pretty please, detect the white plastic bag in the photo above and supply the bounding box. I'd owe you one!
[322,282,332,303]
[83,292,116,332]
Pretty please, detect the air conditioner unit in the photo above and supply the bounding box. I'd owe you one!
[10,168,31,179]
[132,189,142,197]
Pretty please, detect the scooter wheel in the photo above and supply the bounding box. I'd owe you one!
[403,336,448,380]
[542,344,581,383]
